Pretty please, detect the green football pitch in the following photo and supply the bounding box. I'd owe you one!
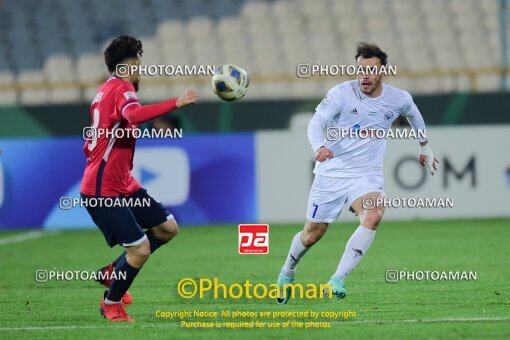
[0,218,509,339]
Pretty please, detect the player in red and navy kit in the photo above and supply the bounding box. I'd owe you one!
[80,36,198,322]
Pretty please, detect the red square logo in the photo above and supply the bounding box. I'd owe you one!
[238,224,269,254]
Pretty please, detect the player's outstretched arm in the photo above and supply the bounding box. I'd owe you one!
[123,89,198,124]
[176,89,198,108]
[419,141,439,176]
[308,114,334,162]
[308,89,342,162]
[402,94,439,175]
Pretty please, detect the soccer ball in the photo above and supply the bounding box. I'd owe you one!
[211,64,249,101]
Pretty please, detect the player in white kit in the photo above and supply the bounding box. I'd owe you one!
[276,43,439,304]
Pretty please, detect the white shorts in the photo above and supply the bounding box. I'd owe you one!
[306,173,385,223]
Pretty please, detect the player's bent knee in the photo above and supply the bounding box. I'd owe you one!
[166,219,179,238]
[126,239,151,267]
[153,219,178,242]
[134,241,151,260]
[302,222,328,246]
[363,210,383,229]
[302,234,320,247]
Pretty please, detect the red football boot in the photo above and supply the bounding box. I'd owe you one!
[100,293,134,322]
[97,263,132,305]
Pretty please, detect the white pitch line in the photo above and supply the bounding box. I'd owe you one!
[0,316,508,331]
[338,316,510,324]
[0,230,60,246]
[0,325,136,331]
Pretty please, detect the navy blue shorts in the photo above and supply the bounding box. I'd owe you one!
[82,188,172,248]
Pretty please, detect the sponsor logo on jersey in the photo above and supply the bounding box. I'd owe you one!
[350,108,358,114]
[320,95,331,107]
[123,91,138,100]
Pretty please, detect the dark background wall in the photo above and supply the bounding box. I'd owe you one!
[1,91,508,138]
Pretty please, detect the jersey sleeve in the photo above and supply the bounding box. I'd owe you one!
[314,86,343,123]
[399,91,415,117]
[400,91,428,142]
[307,86,343,152]
[112,82,141,121]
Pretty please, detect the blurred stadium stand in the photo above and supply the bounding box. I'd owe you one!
[0,0,508,105]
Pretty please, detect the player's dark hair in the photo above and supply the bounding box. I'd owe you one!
[104,35,143,73]
[355,42,388,66]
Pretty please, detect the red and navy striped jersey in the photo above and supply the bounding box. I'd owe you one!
[80,77,142,196]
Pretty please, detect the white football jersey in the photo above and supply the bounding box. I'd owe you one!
[311,80,425,177]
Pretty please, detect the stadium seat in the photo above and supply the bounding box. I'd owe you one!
[157,20,186,40]
[0,71,17,105]
[44,55,77,83]
[241,1,270,18]
[359,0,387,17]
[0,0,505,103]
[218,17,245,37]
[139,37,163,65]
[297,0,328,18]
[292,81,322,99]
[77,54,106,83]
[83,85,100,103]
[187,17,215,39]
[272,0,299,18]
[479,0,499,13]
[244,78,265,98]
[49,88,81,104]
[385,76,413,92]
[18,70,49,105]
